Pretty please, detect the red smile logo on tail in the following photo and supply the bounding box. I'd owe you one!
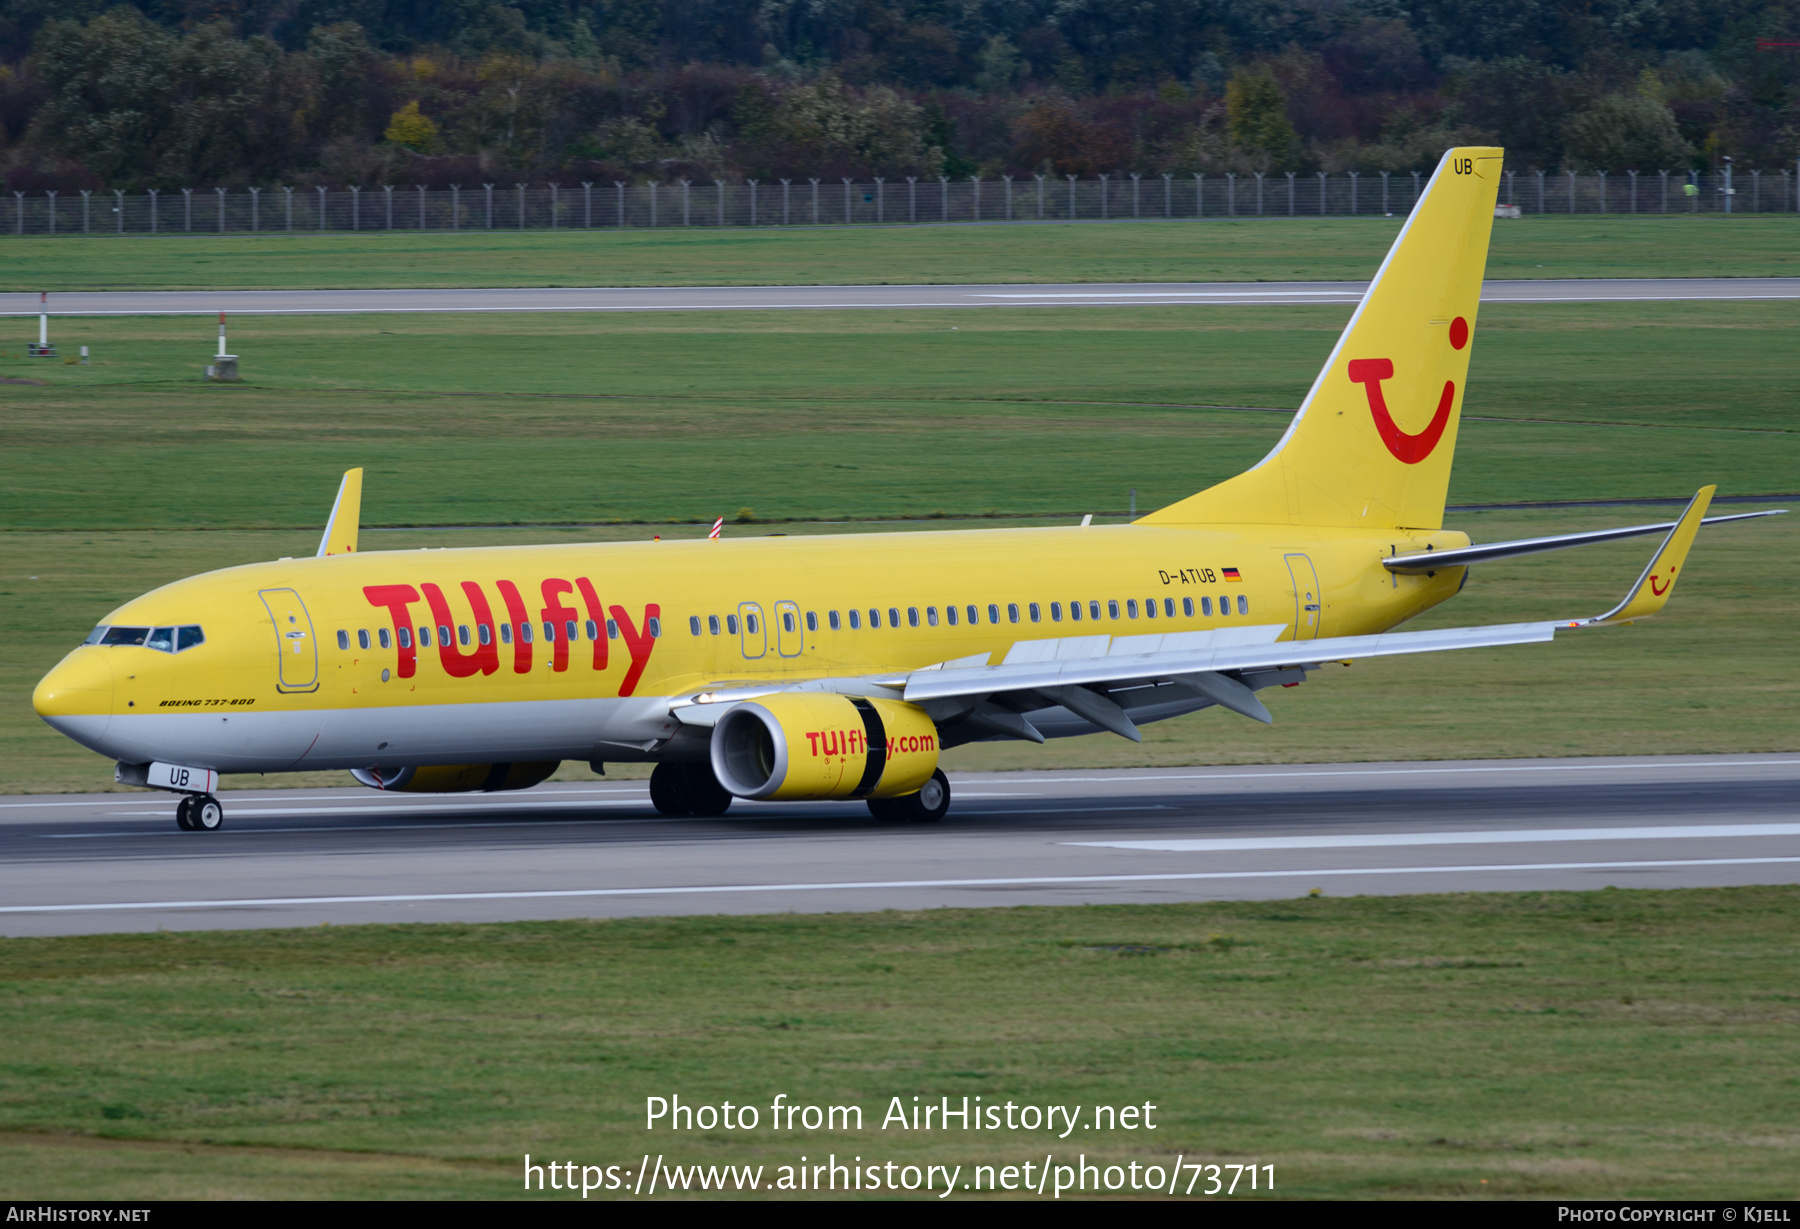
[1347,315,1470,465]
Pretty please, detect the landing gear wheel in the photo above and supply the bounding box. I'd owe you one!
[175,796,197,831]
[649,762,693,817]
[680,763,733,817]
[866,770,951,824]
[192,794,224,831]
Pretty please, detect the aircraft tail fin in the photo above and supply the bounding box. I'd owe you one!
[318,468,363,557]
[1140,146,1504,531]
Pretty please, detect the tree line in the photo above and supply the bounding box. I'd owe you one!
[1,1,1794,191]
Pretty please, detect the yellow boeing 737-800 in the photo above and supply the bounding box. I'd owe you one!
[31,147,1786,831]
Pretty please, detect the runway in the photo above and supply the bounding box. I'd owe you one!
[2,754,1795,937]
[5,278,1798,317]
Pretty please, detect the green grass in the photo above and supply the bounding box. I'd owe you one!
[2,215,1796,292]
[2,300,1794,793]
[4,889,1799,1198]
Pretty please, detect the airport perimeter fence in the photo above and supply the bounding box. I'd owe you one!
[7,167,1799,236]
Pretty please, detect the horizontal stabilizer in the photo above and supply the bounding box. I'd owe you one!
[1386,506,1785,572]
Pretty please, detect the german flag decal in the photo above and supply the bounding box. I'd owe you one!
[1222,567,1242,582]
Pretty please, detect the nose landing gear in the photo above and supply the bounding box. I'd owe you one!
[175,794,224,832]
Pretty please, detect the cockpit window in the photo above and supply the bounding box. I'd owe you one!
[177,625,204,651]
[83,626,106,645]
[89,624,205,651]
[100,626,150,646]
[146,627,176,652]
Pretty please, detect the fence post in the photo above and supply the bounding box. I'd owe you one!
[1099,173,1108,219]
[516,183,526,229]
[317,185,328,230]
[1567,170,1576,213]
[550,182,559,228]
[749,179,758,226]
[1659,169,1668,213]
[1317,171,1326,215]
[1067,174,1076,219]
[216,186,227,232]
[1410,170,1420,209]
[451,184,461,230]
[415,185,425,229]
[971,175,981,220]
[1501,170,1510,211]
[149,188,160,233]
[115,189,125,234]
[876,177,885,223]
[909,176,919,222]
[648,182,657,227]
[43,190,57,235]
[1226,172,1235,216]
[484,184,494,229]
[1536,169,1546,213]
[681,179,690,226]
[842,177,852,223]
[283,186,293,231]
[616,182,626,228]
[583,182,592,228]
[1382,170,1392,214]
[383,184,394,229]
[1752,168,1760,212]
[350,185,360,231]
[1348,171,1357,215]
[81,188,91,233]
[1196,172,1203,218]
[1689,170,1698,213]
[716,180,725,227]
[1036,174,1046,219]
[1253,171,1264,215]
[1162,172,1172,217]
[1001,175,1010,221]
[1131,171,1140,217]
[178,186,190,232]
[808,179,819,225]
[1627,169,1637,213]
[1723,158,1733,214]
[249,186,260,232]
[941,176,950,221]
[1597,170,1606,213]
[1286,170,1295,216]
[782,179,791,225]
[12,190,21,234]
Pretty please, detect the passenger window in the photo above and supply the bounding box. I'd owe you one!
[1107,600,1119,620]
[357,628,370,650]
[1070,601,1082,622]
[908,607,920,628]
[542,621,555,642]
[586,619,599,641]
[966,605,979,624]
[1144,599,1155,619]
[380,628,393,649]
[945,605,958,626]
[1126,600,1138,619]
[848,609,861,629]
[1164,598,1176,617]
[520,622,533,644]
[607,619,620,639]
[987,604,999,624]
[1182,597,1194,617]
[500,623,512,645]
[708,615,721,635]
[747,613,759,634]
[1007,603,1019,624]
[459,625,471,646]
[726,614,739,634]
[336,630,349,650]
[1201,596,1212,616]
[783,611,795,633]
[1029,602,1041,622]
[565,620,578,642]
[1050,602,1062,622]
[419,627,432,647]
[869,609,881,628]
[398,627,412,648]
[926,607,938,627]
[806,611,818,632]
[438,625,452,645]
[477,624,491,646]
[1238,595,1249,615]
[1089,600,1101,620]
[689,616,701,636]
[648,617,662,638]
[828,610,841,630]
[888,608,900,628]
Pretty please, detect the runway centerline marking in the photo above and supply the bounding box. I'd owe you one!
[1066,822,1800,853]
[5,856,1797,914]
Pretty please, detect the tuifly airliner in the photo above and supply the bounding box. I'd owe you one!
[31,147,1785,831]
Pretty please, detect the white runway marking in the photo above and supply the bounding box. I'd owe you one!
[1067,823,1800,853]
[6,856,1799,914]
[961,759,1800,786]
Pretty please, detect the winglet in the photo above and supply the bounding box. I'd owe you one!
[318,468,364,557]
[1574,485,1714,627]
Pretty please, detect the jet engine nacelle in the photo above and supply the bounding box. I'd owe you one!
[349,762,559,793]
[710,693,939,801]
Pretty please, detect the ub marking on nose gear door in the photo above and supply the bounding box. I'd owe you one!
[1284,554,1323,640]
[260,587,320,691]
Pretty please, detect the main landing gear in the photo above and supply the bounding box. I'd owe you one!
[175,794,224,832]
[649,762,734,818]
[867,770,951,824]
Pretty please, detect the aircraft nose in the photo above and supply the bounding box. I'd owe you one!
[33,649,114,734]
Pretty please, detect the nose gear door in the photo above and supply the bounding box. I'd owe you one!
[260,588,320,691]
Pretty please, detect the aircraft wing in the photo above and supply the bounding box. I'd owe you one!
[670,485,1720,742]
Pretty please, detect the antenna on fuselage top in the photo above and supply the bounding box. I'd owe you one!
[318,468,364,557]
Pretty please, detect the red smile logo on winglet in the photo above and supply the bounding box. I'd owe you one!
[1348,316,1469,465]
